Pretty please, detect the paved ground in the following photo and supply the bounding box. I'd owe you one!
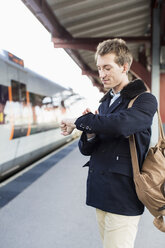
[0,140,164,248]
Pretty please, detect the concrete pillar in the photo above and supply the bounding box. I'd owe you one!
[151,8,160,100]
[151,7,160,145]
[160,73,165,132]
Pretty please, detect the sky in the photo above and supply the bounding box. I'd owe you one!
[0,0,103,112]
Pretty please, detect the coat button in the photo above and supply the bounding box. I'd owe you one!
[89,169,93,173]
[80,123,84,129]
[100,171,105,175]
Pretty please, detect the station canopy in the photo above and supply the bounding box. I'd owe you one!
[22,0,165,92]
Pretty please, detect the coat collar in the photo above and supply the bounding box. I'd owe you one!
[100,79,147,103]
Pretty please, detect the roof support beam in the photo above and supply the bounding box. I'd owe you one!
[22,0,70,37]
[53,37,151,89]
[65,49,104,91]
[52,37,151,51]
[22,0,103,90]
[130,60,151,89]
[81,69,98,78]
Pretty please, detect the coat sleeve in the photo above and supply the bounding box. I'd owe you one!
[78,132,99,156]
[75,93,157,138]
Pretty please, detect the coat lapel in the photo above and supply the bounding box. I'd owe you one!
[108,96,123,113]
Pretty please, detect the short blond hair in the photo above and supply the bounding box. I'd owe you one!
[95,38,133,70]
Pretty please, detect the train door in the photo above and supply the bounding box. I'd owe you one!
[0,60,9,175]
[12,69,33,160]
[0,63,21,176]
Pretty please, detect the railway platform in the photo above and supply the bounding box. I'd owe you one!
[0,140,164,248]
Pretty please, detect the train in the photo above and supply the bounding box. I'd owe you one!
[0,50,83,181]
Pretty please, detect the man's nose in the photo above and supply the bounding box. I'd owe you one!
[99,69,107,79]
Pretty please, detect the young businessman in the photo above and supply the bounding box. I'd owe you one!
[61,38,157,248]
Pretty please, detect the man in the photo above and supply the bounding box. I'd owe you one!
[61,38,157,248]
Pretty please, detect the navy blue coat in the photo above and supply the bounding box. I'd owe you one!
[75,80,157,216]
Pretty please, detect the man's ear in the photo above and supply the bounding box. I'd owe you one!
[122,63,129,73]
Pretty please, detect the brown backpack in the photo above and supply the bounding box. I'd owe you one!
[128,96,165,232]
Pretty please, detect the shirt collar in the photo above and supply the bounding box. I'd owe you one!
[109,90,120,97]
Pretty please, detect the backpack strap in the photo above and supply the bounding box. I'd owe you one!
[157,110,165,142]
[128,93,165,177]
[128,94,142,176]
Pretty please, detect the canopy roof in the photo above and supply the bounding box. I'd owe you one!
[22,0,165,92]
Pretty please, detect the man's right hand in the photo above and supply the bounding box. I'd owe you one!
[60,118,76,136]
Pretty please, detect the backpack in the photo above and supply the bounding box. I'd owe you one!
[128,96,165,232]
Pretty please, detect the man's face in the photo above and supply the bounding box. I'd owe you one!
[96,53,124,92]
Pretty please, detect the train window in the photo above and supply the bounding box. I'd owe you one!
[42,96,52,105]
[20,83,26,103]
[29,93,45,107]
[0,84,9,124]
[0,84,8,105]
[11,80,27,102]
[11,80,19,102]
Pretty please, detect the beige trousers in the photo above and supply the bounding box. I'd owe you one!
[96,208,141,248]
